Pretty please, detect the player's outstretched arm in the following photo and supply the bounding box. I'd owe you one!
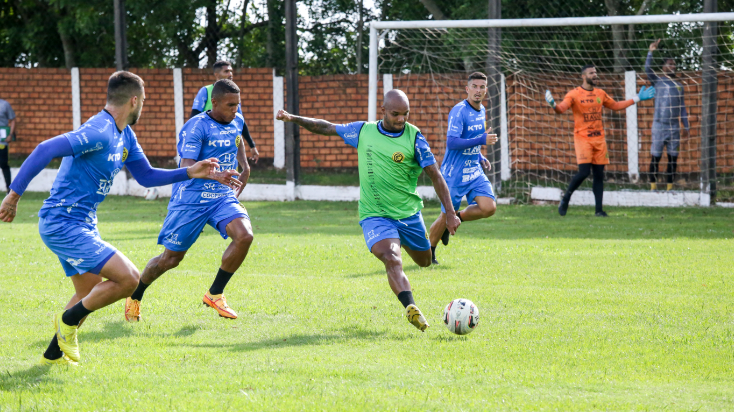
[177,158,242,190]
[645,39,661,83]
[423,164,460,235]
[545,90,571,114]
[276,110,339,136]
[0,135,74,223]
[604,86,655,111]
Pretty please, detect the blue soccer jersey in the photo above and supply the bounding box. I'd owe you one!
[39,110,146,223]
[192,86,243,116]
[169,112,245,210]
[441,100,489,188]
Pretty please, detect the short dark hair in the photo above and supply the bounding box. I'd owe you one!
[213,60,232,73]
[581,64,596,74]
[468,72,487,83]
[107,71,144,106]
[211,79,240,101]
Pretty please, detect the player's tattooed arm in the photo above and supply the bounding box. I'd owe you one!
[276,110,339,136]
[0,190,20,223]
[423,164,461,235]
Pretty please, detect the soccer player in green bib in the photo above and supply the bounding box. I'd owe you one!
[277,90,460,331]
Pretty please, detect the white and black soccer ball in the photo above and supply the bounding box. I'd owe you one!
[143,188,159,201]
[443,298,479,335]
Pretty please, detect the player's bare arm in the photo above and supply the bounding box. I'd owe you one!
[276,110,339,136]
[179,157,242,190]
[235,139,251,197]
[0,190,20,222]
[423,163,460,235]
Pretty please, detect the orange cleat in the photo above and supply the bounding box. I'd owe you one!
[124,297,141,322]
[203,292,237,319]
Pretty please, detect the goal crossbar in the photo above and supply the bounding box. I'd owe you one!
[368,12,734,121]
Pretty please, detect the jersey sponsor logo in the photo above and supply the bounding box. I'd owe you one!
[344,130,358,139]
[81,141,104,155]
[219,129,237,135]
[463,166,478,174]
[165,233,183,245]
[392,151,405,163]
[596,97,602,104]
[235,135,242,147]
[580,98,596,104]
[366,230,380,242]
[208,139,232,147]
[184,144,197,151]
[467,124,482,132]
[219,153,236,169]
[66,257,84,266]
[203,183,217,190]
[96,168,121,196]
[202,192,226,199]
[93,241,107,255]
[98,118,113,133]
[462,146,481,156]
[108,153,122,161]
[583,112,601,122]
[461,168,483,183]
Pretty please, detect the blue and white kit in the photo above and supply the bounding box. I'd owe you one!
[158,111,249,252]
[440,100,495,213]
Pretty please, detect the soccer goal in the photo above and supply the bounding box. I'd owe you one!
[368,13,734,206]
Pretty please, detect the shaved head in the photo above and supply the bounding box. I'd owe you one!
[381,89,410,132]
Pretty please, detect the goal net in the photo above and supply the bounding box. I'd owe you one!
[370,14,734,206]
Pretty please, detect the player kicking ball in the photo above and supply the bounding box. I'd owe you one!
[545,64,655,217]
[0,71,241,365]
[277,89,460,332]
[124,79,253,322]
[428,72,498,265]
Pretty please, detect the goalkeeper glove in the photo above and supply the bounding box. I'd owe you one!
[545,90,556,109]
[633,85,656,103]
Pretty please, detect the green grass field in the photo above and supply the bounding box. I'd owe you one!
[1,193,733,411]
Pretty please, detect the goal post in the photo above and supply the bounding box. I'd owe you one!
[368,13,734,206]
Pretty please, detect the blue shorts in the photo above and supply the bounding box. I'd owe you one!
[441,178,496,213]
[158,197,249,252]
[39,217,117,277]
[359,211,430,252]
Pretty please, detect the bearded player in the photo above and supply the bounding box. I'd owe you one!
[124,79,253,322]
[277,89,460,332]
[0,71,240,365]
[428,72,498,265]
[545,65,655,216]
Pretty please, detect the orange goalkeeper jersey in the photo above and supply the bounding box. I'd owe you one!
[556,87,635,141]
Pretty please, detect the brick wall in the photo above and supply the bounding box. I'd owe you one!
[1,67,732,175]
[0,68,72,155]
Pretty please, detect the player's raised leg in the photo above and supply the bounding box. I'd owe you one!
[126,248,188,322]
[371,238,429,331]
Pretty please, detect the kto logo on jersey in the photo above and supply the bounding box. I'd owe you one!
[392,152,405,163]
[467,124,483,132]
[209,139,232,147]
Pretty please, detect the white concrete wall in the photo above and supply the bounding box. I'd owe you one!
[531,186,711,207]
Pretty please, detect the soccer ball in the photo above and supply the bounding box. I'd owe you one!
[443,299,479,335]
[143,188,159,200]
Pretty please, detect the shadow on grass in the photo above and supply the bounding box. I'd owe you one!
[185,327,386,353]
[0,364,60,393]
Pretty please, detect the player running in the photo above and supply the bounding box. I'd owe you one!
[545,65,655,216]
[191,60,260,163]
[124,79,253,322]
[645,39,690,191]
[428,72,498,265]
[276,89,460,332]
[0,71,241,365]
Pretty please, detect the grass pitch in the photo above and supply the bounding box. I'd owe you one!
[1,193,733,411]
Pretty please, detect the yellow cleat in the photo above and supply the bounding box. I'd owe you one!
[39,354,78,366]
[124,297,141,322]
[203,292,237,319]
[54,310,80,362]
[405,304,429,332]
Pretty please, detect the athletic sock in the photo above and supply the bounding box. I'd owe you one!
[61,300,93,326]
[209,268,235,296]
[43,335,63,360]
[457,211,463,222]
[397,291,415,308]
[130,280,150,301]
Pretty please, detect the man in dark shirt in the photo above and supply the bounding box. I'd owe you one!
[0,98,15,190]
[645,39,690,191]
